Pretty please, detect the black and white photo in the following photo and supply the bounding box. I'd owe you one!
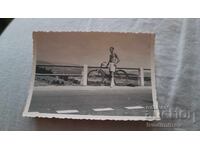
[23,31,159,120]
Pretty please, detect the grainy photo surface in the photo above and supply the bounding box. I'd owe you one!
[23,32,159,121]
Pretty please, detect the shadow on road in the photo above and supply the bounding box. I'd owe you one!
[34,118,159,131]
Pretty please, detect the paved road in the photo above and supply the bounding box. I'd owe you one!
[29,86,154,116]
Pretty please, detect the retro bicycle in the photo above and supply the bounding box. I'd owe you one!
[87,62,129,86]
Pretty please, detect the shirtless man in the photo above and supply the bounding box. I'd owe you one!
[107,46,120,72]
[106,47,120,87]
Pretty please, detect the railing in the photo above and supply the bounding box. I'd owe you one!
[35,64,151,86]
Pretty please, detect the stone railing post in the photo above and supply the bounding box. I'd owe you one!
[139,67,144,86]
[81,64,88,86]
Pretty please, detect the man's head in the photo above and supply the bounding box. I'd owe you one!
[109,47,114,54]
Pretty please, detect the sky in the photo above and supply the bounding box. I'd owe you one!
[34,32,155,68]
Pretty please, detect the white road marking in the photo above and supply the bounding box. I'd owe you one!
[56,110,79,114]
[93,108,114,111]
[125,106,144,109]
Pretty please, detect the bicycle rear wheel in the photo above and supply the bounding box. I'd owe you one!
[114,70,128,86]
[87,70,104,86]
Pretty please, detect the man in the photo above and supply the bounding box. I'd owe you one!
[107,47,120,72]
[106,47,120,87]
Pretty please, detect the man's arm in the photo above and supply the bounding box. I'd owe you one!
[115,53,120,64]
[106,55,111,67]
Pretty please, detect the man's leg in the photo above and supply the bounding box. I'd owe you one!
[109,63,116,87]
[110,71,115,87]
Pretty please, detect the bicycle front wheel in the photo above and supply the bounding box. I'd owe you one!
[87,70,104,86]
[114,70,129,86]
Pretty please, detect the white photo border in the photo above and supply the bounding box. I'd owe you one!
[23,31,160,121]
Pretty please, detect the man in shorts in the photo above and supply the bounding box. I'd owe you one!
[106,47,120,87]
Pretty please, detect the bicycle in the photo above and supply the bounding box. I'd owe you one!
[87,62,129,86]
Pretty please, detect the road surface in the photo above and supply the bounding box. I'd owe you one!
[28,86,154,116]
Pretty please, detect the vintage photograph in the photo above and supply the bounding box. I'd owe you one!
[23,31,159,120]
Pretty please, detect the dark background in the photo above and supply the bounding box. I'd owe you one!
[0,18,13,35]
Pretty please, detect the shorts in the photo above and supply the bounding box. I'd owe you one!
[109,63,116,72]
